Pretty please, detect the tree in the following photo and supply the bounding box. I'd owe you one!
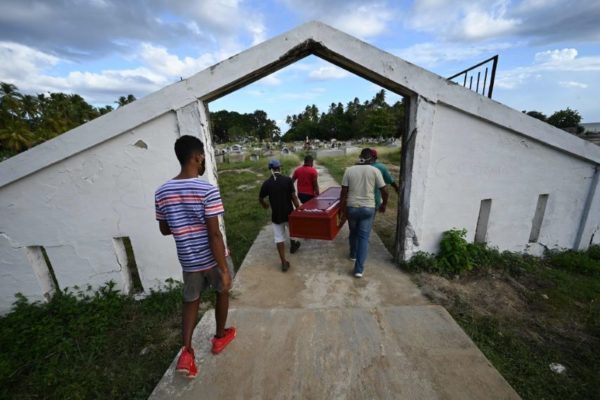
[0,82,142,158]
[281,90,405,142]
[115,94,136,107]
[547,108,583,133]
[523,110,547,122]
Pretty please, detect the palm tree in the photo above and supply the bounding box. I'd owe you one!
[115,94,136,107]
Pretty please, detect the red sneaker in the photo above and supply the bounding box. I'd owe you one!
[211,327,237,354]
[175,347,198,378]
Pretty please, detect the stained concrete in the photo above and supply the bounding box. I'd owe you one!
[150,165,521,400]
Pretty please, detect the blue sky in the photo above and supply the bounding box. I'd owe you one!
[1,0,599,131]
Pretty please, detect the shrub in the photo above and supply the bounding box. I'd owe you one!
[436,228,473,275]
[546,250,600,276]
[587,244,600,261]
[401,251,436,272]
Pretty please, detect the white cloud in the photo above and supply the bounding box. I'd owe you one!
[0,41,231,104]
[137,43,218,78]
[408,0,600,44]
[0,0,266,60]
[309,65,351,80]
[534,48,578,64]
[0,42,59,82]
[496,48,600,89]
[460,8,519,40]
[559,81,588,89]
[281,0,394,39]
[396,41,513,67]
[409,0,520,41]
[258,74,282,86]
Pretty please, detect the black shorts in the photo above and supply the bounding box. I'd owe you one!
[298,193,315,204]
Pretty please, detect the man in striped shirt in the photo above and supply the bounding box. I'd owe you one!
[155,135,235,378]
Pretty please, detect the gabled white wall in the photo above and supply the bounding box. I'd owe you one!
[0,112,183,308]
[413,103,598,256]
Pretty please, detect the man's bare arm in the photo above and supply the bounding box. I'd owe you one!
[259,196,269,209]
[292,193,300,209]
[206,216,231,290]
[159,220,172,236]
[339,186,348,222]
[379,186,389,213]
[313,176,320,196]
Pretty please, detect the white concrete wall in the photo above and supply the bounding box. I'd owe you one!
[414,103,598,255]
[0,111,188,311]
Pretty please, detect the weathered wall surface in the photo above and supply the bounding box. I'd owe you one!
[412,103,599,256]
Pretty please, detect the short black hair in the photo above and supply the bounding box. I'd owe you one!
[304,155,313,164]
[174,135,204,165]
[359,148,372,160]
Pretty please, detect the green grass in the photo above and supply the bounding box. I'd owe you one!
[409,243,600,400]
[449,261,600,400]
[0,280,184,399]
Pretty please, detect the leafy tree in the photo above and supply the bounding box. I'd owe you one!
[547,108,583,132]
[115,94,136,108]
[523,110,547,122]
[281,89,405,142]
[0,82,140,159]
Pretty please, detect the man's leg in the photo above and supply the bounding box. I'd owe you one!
[273,223,289,271]
[182,298,201,350]
[276,241,286,264]
[215,290,229,338]
[347,207,358,260]
[211,266,236,354]
[354,208,376,276]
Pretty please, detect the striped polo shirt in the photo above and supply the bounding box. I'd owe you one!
[155,178,224,272]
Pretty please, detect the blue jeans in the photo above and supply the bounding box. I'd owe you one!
[347,207,376,274]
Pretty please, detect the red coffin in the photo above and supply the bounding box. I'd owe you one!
[289,186,345,240]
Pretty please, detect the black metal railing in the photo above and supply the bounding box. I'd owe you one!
[447,55,498,98]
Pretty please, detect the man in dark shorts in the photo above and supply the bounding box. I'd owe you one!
[155,135,235,378]
[259,159,301,271]
[292,155,319,203]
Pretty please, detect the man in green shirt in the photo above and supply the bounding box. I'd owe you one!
[371,149,399,209]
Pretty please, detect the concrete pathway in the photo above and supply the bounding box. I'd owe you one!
[150,164,520,400]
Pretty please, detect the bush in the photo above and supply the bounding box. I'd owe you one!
[546,250,600,276]
[403,228,539,276]
[436,229,473,274]
[587,244,600,261]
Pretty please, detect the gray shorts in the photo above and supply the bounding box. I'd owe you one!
[182,263,233,302]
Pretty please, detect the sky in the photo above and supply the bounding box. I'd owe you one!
[1,0,599,132]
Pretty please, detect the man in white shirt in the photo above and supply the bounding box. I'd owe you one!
[339,148,388,278]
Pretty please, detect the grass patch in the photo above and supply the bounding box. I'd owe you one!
[411,241,600,400]
[0,280,205,399]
